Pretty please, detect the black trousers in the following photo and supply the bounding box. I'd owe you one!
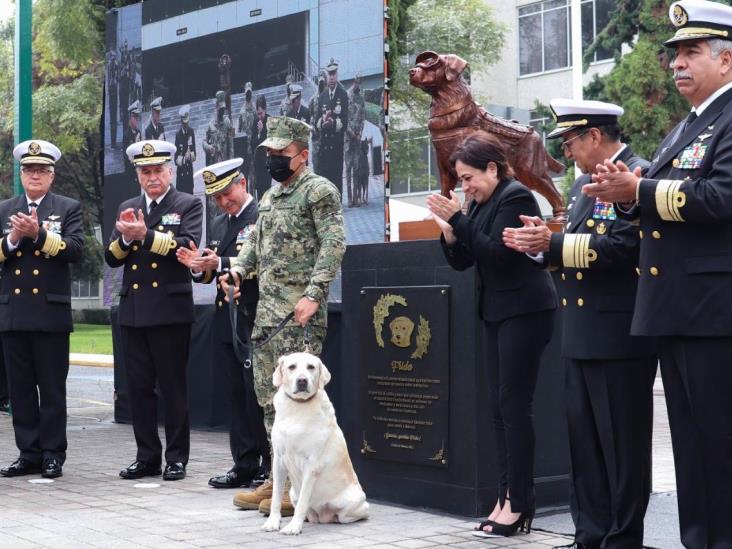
[214,340,269,473]
[566,357,657,549]
[0,341,7,403]
[484,309,555,513]
[659,337,732,549]
[121,324,191,465]
[1,331,69,464]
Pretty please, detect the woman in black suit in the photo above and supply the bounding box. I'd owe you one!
[427,132,556,538]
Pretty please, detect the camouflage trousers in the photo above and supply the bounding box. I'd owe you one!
[251,324,326,444]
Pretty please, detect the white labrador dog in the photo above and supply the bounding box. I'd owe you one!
[261,352,369,535]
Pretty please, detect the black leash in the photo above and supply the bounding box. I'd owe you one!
[227,275,296,368]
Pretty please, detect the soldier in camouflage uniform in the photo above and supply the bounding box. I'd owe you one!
[202,91,233,165]
[221,116,345,515]
[237,82,257,188]
[345,74,365,208]
[308,72,327,173]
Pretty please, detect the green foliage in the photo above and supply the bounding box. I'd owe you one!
[33,0,104,81]
[391,0,507,129]
[600,37,688,159]
[0,0,106,278]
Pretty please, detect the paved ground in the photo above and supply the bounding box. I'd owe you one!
[0,364,681,548]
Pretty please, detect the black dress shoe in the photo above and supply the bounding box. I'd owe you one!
[554,543,596,549]
[0,458,41,477]
[208,469,253,489]
[0,399,9,414]
[41,458,63,479]
[163,462,186,481]
[251,463,270,486]
[119,460,162,480]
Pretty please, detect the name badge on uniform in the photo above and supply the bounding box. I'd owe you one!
[677,142,707,170]
[592,200,616,221]
[162,213,181,225]
[237,225,254,243]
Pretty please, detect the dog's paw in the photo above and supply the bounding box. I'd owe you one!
[261,515,281,532]
[279,519,304,535]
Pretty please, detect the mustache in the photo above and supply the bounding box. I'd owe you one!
[674,70,692,80]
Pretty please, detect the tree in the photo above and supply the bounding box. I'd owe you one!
[584,0,732,159]
[388,0,507,193]
[390,0,507,129]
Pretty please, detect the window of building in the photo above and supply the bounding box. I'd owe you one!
[72,278,100,299]
[518,0,615,76]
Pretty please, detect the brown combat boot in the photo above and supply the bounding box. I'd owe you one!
[233,478,273,510]
[258,491,294,517]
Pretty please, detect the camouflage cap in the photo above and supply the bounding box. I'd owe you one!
[258,116,312,150]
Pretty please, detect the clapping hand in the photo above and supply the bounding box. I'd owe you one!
[426,191,461,245]
[9,207,39,241]
[582,159,643,203]
[503,215,551,254]
[116,208,147,242]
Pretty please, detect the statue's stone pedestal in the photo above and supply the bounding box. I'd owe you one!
[340,240,569,516]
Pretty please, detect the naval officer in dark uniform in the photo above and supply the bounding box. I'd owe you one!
[176,158,269,488]
[504,100,657,549]
[316,58,349,197]
[105,139,202,481]
[174,105,196,195]
[0,140,84,479]
[144,97,166,141]
[584,2,732,546]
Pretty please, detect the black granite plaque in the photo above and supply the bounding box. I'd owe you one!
[358,286,450,468]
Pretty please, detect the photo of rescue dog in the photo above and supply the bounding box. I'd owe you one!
[262,352,369,535]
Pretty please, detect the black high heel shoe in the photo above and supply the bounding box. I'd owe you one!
[474,509,534,538]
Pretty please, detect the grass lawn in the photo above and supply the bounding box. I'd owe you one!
[70,324,113,355]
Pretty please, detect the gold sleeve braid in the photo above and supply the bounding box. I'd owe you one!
[40,231,66,257]
[108,239,129,260]
[655,179,686,222]
[562,234,597,269]
[150,231,177,256]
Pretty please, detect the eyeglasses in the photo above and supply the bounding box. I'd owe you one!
[560,131,590,152]
[21,167,53,176]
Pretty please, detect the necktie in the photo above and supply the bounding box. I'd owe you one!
[28,202,38,214]
[682,111,697,133]
[668,111,698,150]
[228,215,235,229]
[149,200,157,215]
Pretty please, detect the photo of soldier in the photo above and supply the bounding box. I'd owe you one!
[285,84,310,124]
[251,94,271,200]
[122,100,142,179]
[144,96,166,141]
[316,58,349,198]
[218,52,233,119]
[174,105,196,195]
[345,73,365,208]
[279,74,294,116]
[118,40,131,136]
[203,91,233,166]
[308,71,327,174]
[237,81,257,190]
[107,51,119,147]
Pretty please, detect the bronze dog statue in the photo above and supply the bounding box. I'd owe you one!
[409,51,566,220]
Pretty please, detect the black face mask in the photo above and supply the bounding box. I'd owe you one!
[267,154,295,182]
